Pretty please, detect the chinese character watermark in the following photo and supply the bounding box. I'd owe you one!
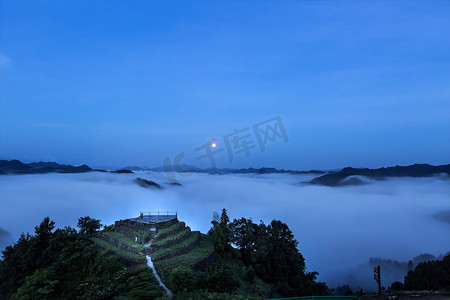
[162,116,288,181]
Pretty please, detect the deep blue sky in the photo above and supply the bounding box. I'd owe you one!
[1,1,449,170]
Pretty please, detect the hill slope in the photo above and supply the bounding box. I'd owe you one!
[310,163,450,186]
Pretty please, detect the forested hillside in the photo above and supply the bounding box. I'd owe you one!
[0,210,329,299]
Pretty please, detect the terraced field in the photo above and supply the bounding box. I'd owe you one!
[90,217,215,294]
[90,236,145,266]
[148,221,215,280]
[154,235,215,279]
[152,226,192,249]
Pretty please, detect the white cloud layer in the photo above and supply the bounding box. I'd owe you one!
[0,172,448,289]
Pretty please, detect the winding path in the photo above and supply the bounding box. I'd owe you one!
[143,243,173,296]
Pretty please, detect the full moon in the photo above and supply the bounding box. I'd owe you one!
[211,143,217,148]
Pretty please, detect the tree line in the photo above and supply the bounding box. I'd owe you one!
[390,254,450,291]
[209,208,328,297]
[0,217,133,299]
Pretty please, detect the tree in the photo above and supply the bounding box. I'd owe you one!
[77,216,101,235]
[0,233,34,294]
[170,266,194,292]
[230,217,257,250]
[220,208,230,226]
[404,254,450,290]
[208,265,239,293]
[230,217,259,265]
[12,269,59,299]
[212,224,226,254]
[212,212,220,224]
[33,217,57,267]
[228,215,327,297]
[34,217,55,245]
[267,220,306,292]
[408,260,414,271]
[1,217,129,299]
[335,284,353,296]
[219,208,231,245]
[210,209,232,255]
[390,281,404,291]
[245,266,256,282]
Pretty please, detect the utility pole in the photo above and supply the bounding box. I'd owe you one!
[373,265,381,295]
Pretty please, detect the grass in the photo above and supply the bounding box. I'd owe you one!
[126,268,165,299]
[153,227,192,247]
[156,221,185,238]
[123,227,155,243]
[91,237,145,263]
[134,228,154,238]
[152,231,200,261]
[103,231,143,250]
[137,267,158,283]
[154,235,214,278]
[127,263,149,274]
[208,250,273,297]
[235,271,272,297]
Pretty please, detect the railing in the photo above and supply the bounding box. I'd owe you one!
[139,211,178,219]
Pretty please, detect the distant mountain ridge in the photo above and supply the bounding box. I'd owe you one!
[310,163,450,186]
[121,165,151,171]
[0,160,92,174]
[130,164,325,175]
[2,160,449,184]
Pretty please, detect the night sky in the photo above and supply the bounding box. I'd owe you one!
[1,1,449,170]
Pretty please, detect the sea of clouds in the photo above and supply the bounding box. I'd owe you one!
[0,171,449,290]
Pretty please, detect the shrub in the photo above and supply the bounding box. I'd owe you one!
[169,266,194,292]
[208,266,239,293]
[246,266,256,282]
[391,281,404,291]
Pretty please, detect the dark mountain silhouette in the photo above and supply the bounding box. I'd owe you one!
[111,169,134,174]
[121,166,150,171]
[229,167,324,175]
[135,177,162,189]
[145,164,325,175]
[310,163,450,186]
[0,160,134,175]
[0,160,92,174]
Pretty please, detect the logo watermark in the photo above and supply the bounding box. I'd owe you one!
[163,116,288,181]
